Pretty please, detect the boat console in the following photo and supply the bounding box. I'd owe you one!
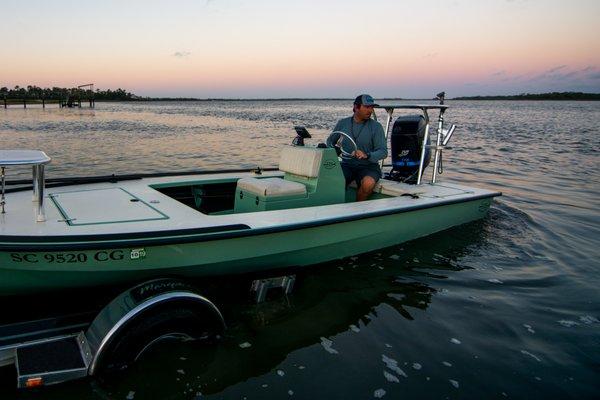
[234,146,345,212]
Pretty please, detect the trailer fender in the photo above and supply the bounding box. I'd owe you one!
[85,278,225,375]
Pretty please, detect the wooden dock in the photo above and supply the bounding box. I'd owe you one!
[3,98,60,109]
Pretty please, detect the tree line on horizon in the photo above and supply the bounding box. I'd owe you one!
[0,85,136,101]
[1,86,598,101]
[453,92,600,100]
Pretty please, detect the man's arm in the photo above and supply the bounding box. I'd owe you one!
[367,122,388,162]
[326,120,344,147]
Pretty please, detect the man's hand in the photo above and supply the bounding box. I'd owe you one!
[353,150,369,159]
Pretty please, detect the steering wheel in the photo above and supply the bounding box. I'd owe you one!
[331,131,357,159]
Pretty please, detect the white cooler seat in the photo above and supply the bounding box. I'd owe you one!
[236,146,323,199]
[237,177,306,197]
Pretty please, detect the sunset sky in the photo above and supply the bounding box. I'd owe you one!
[2,0,599,98]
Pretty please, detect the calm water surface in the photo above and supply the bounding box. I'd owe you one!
[0,101,599,399]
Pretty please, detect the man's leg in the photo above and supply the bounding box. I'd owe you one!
[357,176,377,201]
[341,163,356,186]
[356,165,381,201]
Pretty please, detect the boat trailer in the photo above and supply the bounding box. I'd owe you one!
[0,275,294,388]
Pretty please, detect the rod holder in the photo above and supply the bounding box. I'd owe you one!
[442,124,456,146]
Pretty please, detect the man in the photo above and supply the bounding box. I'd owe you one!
[327,94,388,201]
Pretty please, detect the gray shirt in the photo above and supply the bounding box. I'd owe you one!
[326,116,388,167]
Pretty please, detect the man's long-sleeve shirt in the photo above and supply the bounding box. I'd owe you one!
[326,116,388,167]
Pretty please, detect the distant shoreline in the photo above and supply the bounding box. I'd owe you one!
[3,87,599,103]
[452,92,600,101]
[125,92,600,101]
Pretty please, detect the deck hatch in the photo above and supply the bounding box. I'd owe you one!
[417,184,474,198]
[50,188,169,226]
[377,181,474,199]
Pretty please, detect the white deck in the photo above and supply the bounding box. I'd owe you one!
[0,170,499,238]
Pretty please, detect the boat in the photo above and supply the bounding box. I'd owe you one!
[0,101,501,296]
[0,98,502,388]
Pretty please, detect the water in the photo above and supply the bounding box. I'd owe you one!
[1,101,599,399]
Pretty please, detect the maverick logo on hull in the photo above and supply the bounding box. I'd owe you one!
[323,160,337,169]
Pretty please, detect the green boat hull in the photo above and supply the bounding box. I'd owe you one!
[0,197,493,295]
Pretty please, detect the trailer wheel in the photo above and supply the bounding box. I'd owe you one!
[90,299,225,375]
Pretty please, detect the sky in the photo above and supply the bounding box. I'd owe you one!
[1,0,599,98]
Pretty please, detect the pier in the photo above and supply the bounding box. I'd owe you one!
[2,98,61,109]
[60,84,95,108]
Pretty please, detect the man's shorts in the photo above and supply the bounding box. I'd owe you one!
[341,163,382,186]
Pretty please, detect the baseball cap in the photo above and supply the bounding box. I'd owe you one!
[353,94,378,107]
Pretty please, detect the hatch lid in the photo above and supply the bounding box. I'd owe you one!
[50,188,168,226]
